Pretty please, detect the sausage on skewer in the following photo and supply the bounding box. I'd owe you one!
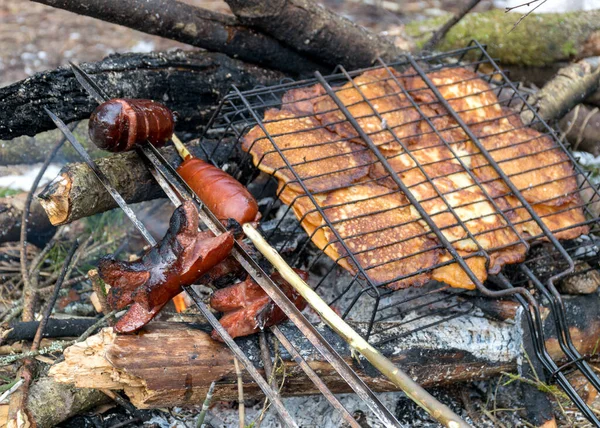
[88,99,174,152]
[177,156,260,225]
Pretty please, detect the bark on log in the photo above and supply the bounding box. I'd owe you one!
[405,10,600,67]
[32,0,322,76]
[0,192,56,247]
[49,293,600,408]
[26,378,109,428]
[224,0,403,69]
[37,139,234,226]
[522,58,600,125]
[0,50,284,141]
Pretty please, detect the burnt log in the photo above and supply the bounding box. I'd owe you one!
[224,0,403,69]
[0,50,284,141]
[37,139,235,226]
[49,293,600,409]
[32,0,322,76]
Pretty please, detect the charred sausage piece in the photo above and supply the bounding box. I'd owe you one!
[210,269,308,341]
[176,157,259,225]
[89,99,174,152]
[113,301,167,334]
[98,201,234,333]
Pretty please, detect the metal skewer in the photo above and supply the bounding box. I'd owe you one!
[67,62,443,427]
[43,108,157,246]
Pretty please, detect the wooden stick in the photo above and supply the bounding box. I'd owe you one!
[242,223,468,428]
[233,357,245,428]
[196,381,215,428]
[171,134,191,161]
[421,0,482,51]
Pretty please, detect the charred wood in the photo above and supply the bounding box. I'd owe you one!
[33,0,321,76]
[37,139,238,226]
[0,50,284,141]
[2,318,99,343]
[224,0,403,69]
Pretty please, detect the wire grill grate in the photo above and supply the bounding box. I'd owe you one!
[201,42,600,423]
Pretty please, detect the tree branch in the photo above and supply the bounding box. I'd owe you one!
[32,0,322,75]
[0,50,284,140]
[224,0,404,69]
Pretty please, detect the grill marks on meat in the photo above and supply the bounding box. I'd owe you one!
[98,201,234,333]
[242,66,588,291]
[313,69,421,151]
[209,270,308,341]
[322,184,439,289]
[242,109,373,194]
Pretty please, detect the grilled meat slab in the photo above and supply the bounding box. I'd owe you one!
[242,66,588,291]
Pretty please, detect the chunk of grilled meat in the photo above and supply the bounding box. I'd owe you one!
[98,201,234,333]
[210,269,308,341]
[243,66,589,291]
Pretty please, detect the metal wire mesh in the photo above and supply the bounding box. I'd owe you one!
[201,42,600,422]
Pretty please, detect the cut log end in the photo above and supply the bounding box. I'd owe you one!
[37,172,72,226]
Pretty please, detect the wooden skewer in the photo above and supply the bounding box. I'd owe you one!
[172,134,191,160]
[243,223,468,428]
[169,132,467,427]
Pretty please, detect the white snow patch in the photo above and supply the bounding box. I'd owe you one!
[0,164,62,191]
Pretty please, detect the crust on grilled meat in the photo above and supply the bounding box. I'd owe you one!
[431,252,486,290]
[242,109,373,193]
[242,66,589,291]
[313,68,422,151]
[321,183,439,289]
[403,67,503,125]
[369,144,526,272]
[470,115,579,206]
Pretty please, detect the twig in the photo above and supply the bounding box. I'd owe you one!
[196,381,216,428]
[8,235,79,427]
[21,125,74,322]
[507,0,548,32]
[101,389,137,414]
[256,331,276,428]
[243,223,468,428]
[0,379,24,404]
[31,240,79,352]
[233,357,245,428]
[505,0,544,12]
[422,0,482,51]
[0,310,116,367]
[27,226,65,276]
[0,340,69,367]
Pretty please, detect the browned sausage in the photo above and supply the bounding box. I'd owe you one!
[88,99,174,152]
[210,269,309,341]
[176,157,259,225]
[98,201,235,333]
